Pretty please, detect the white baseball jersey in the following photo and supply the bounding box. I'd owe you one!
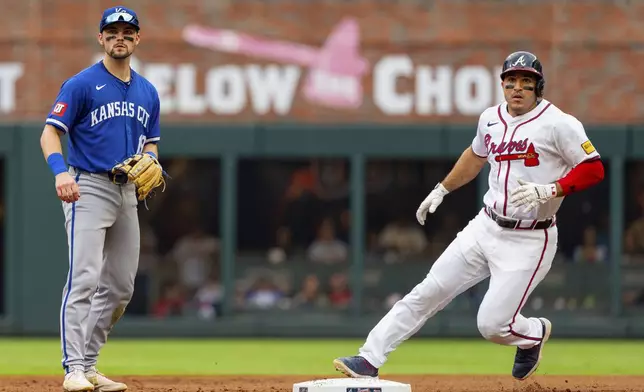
[471,99,600,221]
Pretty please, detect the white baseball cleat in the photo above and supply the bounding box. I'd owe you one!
[84,367,127,392]
[63,368,95,392]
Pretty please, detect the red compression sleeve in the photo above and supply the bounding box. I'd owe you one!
[556,158,604,195]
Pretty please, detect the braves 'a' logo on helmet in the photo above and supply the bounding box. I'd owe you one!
[500,51,545,97]
[512,55,526,67]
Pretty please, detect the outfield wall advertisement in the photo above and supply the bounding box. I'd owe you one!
[0,1,641,124]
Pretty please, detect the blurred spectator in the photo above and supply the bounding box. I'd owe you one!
[283,159,349,202]
[573,226,608,264]
[291,274,329,309]
[244,276,285,310]
[377,216,428,263]
[278,159,350,247]
[143,158,220,255]
[152,281,185,318]
[284,162,317,201]
[280,162,322,247]
[194,271,224,319]
[266,226,295,265]
[170,222,220,296]
[307,218,349,264]
[328,272,352,309]
[315,159,350,201]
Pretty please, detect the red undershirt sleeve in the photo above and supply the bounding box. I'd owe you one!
[552,114,604,196]
[557,158,604,195]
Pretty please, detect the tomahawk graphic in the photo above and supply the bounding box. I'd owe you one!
[181,18,369,109]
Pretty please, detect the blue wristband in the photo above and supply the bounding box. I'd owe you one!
[145,151,157,160]
[47,152,67,176]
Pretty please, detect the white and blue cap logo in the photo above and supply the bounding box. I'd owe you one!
[99,6,140,32]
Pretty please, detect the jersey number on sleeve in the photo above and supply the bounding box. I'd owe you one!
[136,135,146,154]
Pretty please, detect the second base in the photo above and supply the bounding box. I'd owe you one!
[293,378,411,392]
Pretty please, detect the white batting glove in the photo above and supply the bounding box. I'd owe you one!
[509,178,558,213]
[416,183,450,225]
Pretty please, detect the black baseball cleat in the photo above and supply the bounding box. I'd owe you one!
[512,318,552,380]
[333,356,379,378]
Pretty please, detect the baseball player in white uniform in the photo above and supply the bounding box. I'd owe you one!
[333,51,605,380]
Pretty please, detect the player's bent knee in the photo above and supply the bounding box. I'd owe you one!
[477,317,510,343]
[477,304,510,339]
[478,323,502,342]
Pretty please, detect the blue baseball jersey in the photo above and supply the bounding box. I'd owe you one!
[45,60,161,173]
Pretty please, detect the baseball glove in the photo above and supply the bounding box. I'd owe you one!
[111,153,166,201]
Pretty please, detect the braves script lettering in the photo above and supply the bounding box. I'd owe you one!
[484,134,540,166]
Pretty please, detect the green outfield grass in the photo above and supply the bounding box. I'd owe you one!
[0,338,641,376]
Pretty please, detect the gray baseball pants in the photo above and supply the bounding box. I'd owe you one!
[59,166,140,373]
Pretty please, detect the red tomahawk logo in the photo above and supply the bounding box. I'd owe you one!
[494,143,541,167]
[181,18,369,109]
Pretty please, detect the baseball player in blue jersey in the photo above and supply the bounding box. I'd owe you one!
[39,6,165,392]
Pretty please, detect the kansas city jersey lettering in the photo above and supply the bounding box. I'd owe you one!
[90,101,151,128]
[44,60,161,173]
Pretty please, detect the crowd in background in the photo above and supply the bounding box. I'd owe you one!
[0,158,643,319]
[109,157,644,320]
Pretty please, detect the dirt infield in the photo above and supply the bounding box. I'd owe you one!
[0,375,642,392]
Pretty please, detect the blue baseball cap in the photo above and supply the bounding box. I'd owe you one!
[99,6,140,32]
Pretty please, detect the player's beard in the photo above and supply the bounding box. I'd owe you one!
[108,47,132,60]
